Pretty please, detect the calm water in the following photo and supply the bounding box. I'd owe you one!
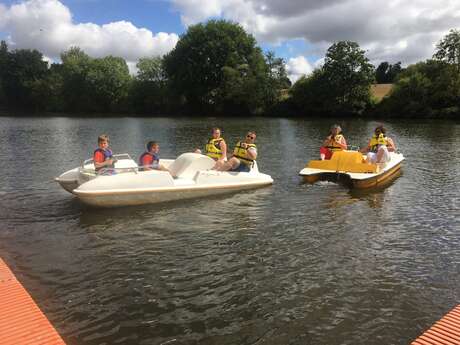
[0,116,459,345]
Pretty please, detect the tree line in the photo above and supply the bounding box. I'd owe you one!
[0,20,459,118]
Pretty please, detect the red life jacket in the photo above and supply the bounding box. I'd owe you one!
[93,148,114,172]
[139,152,160,171]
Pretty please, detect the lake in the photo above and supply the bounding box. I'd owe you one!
[0,115,459,345]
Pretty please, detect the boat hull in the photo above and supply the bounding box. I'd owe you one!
[299,151,404,190]
[351,161,402,189]
[75,181,272,207]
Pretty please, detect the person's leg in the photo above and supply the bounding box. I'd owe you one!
[366,152,377,163]
[320,147,332,160]
[213,159,224,170]
[376,146,390,163]
[217,157,240,171]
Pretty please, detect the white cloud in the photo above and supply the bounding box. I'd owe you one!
[172,0,223,26]
[0,0,179,66]
[172,0,460,65]
[286,56,313,83]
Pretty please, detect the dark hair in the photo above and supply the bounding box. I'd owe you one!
[247,130,256,136]
[212,127,221,133]
[146,141,158,151]
[98,134,109,143]
[374,125,386,135]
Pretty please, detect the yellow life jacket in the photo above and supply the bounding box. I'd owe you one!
[326,134,345,152]
[369,134,387,152]
[205,138,224,159]
[233,141,257,166]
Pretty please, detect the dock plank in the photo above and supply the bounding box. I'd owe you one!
[0,258,66,345]
[412,305,460,345]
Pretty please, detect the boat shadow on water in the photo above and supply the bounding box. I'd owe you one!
[77,187,273,228]
[298,169,403,210]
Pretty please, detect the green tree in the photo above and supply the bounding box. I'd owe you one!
[265,51,291,107]
[86,56,131,112]
[218,51,269,114]
[60,48,131,112]
[290,69,336,115]
[434,29,460,71]
[130,56,171,113]
[290,41,374,116]
[0,41,9,104]
[60,47,92,111]
[375,61,402,83]
[1,47,49,110]
[136,57,166,82]
[322,41,374,114]
[164,19,271,114]
[376,60,460,117]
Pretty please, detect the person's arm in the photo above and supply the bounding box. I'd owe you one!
[360,140,371,153]
[322,135,333,147]
[247,147,257,160]
[94,152,114,169]
[338,136,347,150]
[219,140,227,161]
[387,137,396,152]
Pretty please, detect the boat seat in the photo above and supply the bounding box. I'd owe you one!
[168,153,216,179]
[307,151,378,173]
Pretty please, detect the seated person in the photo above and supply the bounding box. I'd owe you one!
[320,124,347,160]
[93,134,117,175]
[216,131,257,172]
[361,125,396,163]
[204,127,227,161]
[138,141,171,173]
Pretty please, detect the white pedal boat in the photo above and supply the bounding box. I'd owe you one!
[55,153,273,207]
[299,150,404,189]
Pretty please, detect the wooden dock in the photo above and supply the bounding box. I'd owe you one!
[0,258,66,345]
[411,305,460,345]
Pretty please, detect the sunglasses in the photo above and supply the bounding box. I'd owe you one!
[246,135,255,139]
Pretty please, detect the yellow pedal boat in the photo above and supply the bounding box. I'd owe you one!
[299,150,404,189]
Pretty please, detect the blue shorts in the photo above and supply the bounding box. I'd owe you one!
[231,163,251,172]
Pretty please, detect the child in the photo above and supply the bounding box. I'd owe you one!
[204,127,227,161]
[138,141,171,174]
[93,134,117,175]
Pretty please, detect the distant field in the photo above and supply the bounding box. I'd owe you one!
[371,83,394,101]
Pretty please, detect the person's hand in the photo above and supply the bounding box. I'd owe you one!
[241,143,248,148]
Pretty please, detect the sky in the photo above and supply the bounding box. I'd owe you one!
[0,0,459,82]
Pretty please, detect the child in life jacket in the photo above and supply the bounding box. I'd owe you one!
[93,134,117,175]
[194,127,227,162]
[204,127,227,161]
[138,141,173,175]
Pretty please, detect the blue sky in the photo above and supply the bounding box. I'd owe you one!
[62,0,183,34]
[0,0,457,81]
